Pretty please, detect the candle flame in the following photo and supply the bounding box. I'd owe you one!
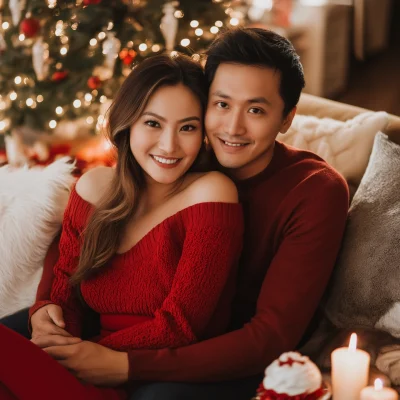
[374,379,383,391]
[349,333,357,351]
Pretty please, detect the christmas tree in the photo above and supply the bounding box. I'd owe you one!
[0,0,241,138]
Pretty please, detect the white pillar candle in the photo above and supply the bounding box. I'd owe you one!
[331,333,370,400]
[360,379,398,400]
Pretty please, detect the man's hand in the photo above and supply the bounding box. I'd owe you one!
[31,304,70,339]
[43,341,129,386]
[31,334,82,349]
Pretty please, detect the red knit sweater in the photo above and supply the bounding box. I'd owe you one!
[31,188,244,350]
[33,141,349,383]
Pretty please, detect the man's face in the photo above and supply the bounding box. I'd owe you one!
[205,63,295,180]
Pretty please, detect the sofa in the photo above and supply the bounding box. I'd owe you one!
[2,92,400,382]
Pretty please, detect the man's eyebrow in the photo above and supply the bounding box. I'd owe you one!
[142,112,200,123]
[247,97,272,106]
[211,91,271,106]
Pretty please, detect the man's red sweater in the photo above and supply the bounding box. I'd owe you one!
[34,141,349,382]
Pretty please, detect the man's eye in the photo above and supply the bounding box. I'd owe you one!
[249,108,264,115]
[216,101,229,109]
[180,125,196,132]
[145,120,160,128]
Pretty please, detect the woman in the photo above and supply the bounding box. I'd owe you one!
[0,54,243,399]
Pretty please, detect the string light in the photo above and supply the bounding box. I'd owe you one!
[55,20,64,36]
[73,99,81,108]
[60,46,68,55]
[26,98,34,107]
[107,22,114,30]
[10,92,17,101]
[170,51,178,58]
[98,32,106,40]
[210,26,219,34]
[86,116,94,124]
[195,28,203,36]
[0,121,6,131]
[90,38,98,46]
[174,10,184,18]
[180,38,190,47]
[14,76,22,84]
[36,95,44,102]
[215,20,223,27]
[56,106,63,114]
[71,23,78,30]
[31,101,37,109]
[192,54,200,62]
[100,95,107,103]
[230,17,239,26]
[139,43,147,51]
[152,44,161,52]
[190,20,199,28]
[85,93,93,102]
[47,0,57,8]
[49,120,57,129]
[60,36,69,44]
[19,34,25,41]
[2,22,9,30]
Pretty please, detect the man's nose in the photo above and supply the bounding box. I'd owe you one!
[224,110,246,136]
[158,128,178,153]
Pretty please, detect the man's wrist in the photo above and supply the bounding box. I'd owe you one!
[115,351,130,384]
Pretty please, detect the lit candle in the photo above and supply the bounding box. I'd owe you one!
[331,333,370,400]
[360,379,398,400]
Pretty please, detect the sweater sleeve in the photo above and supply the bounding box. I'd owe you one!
[29,188,91,338]
[98,203,243,351]
[125,171,349,382]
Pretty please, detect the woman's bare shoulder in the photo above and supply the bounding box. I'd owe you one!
[185,171,238,204]
[75,166,115,206]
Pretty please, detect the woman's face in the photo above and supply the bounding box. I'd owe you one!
[130,83,203,185]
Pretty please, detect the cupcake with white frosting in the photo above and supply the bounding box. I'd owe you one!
[254,352,326,400]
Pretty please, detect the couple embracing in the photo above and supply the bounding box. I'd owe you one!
[0,27,349,400]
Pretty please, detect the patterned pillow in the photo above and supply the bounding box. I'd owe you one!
[278,112,389,195]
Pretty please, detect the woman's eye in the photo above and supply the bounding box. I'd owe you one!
[145,120,160,128]
[216,101,229,109]
[180,125,196,132]
[249,107,264,115]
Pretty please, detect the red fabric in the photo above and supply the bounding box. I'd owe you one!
[35,141,349,383]
[31,186,243,346]
[0,325,126,400]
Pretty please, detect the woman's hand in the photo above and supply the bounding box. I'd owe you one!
[30,304,74,342]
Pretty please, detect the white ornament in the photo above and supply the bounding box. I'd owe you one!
[0,32,6,52]
[32,37,49,81]
[160,1,179,52]
[102,31,121,75]
[5,132,29,167]
[9,0,26,26]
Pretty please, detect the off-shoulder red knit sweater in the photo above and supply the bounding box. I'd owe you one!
[30,187,244,350]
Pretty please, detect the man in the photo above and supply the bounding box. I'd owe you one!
[1,28,349,399]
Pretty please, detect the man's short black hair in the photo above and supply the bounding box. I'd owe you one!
[205,27,305,116]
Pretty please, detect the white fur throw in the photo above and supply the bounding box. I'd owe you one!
[0,157,75,318]
[324,133,400,334]
[277,112,389,190]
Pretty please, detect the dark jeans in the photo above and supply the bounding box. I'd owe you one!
[131,375,262,400]
[0,307,30,338]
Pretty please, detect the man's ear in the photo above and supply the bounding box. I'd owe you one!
[279,106,297,134]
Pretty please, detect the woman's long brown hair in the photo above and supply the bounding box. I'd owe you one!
[70,54,208,285]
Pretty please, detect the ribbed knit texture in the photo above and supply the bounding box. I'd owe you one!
[32,186,243,350]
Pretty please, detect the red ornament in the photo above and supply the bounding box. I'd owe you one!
[52,71,69,82]
[122,54,134,65]
[83,0,102,4]
[20,17,40,38]
[87,76,102,89]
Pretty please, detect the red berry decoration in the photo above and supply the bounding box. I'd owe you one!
[83,0,102,4]
[52,71,69,82]
[87,76,102,89]
[20,17,40,38]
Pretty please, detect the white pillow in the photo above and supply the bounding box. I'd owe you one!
[277,112,389,188]
[0,157,75,318]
